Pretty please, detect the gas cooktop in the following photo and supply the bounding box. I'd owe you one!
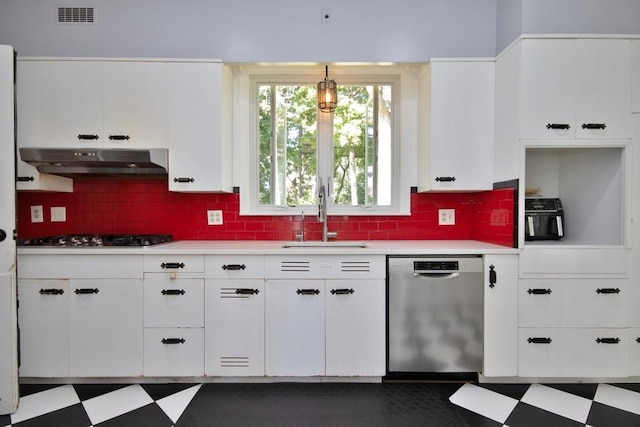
[18,234,173,247]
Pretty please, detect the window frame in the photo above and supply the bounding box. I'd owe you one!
[235,64,414,217]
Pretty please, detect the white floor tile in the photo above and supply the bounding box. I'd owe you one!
[156,384,201,423]
[11,385,80,424]
[449,383,519,424]
[82,384,154,425]
[594,384,640,416]
[520,384,592,423]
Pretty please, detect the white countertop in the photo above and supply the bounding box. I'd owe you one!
[17,240,518,255]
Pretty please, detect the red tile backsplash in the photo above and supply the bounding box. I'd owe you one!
[16,179,515,247]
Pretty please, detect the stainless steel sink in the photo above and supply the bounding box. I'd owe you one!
[281,241,368,248]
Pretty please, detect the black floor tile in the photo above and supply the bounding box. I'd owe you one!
[73,383,129,401]
[587,401,640,427]
[613,383,640,394]
[95,403,174,427]
[0,413,10,426]
[176,383,467,427]
[140,383,197,401]
[12,403,91,427]
[454,406,503,427]
[478,383,531,401]
[505,402,584,427]
[18,383,62,397]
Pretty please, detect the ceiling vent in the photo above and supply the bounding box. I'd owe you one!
[58,7,95,23]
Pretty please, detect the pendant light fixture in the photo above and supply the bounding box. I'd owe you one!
[318,65,337,113]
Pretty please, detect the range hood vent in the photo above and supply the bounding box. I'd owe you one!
[19,147,169,178]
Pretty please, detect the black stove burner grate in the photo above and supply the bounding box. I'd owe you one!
[19,234,173,247]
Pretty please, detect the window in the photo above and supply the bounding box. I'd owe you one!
[237,65,414,216]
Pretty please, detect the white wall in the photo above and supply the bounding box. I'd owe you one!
[0,0,497,61]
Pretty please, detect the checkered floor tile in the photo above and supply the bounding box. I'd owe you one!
[1,382,639,426]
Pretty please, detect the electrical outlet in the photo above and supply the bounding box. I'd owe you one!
[438,209,455,225]
[51,206,67,222]
[207,210,223,225]
[30,205,44,223]
[321,8,332,24]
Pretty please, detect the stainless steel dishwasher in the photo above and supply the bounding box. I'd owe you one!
[387,255,483,376]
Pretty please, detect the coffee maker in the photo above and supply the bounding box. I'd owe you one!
[524,198,565,241]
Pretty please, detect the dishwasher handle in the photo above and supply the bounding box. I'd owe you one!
[412,272,460,279]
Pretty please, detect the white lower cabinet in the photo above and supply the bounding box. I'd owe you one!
[143,328,204,377]
[69,279,143,377]
[17,279,70,377]
[519,328,628,378]
[265,280,325,376]
[483,254,519,377]
[205,279,265,376]
[143,274,204,328]
[325,279,385,376]
[630,328,640,376]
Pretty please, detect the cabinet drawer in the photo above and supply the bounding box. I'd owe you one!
[519,247,628,277]
[143,328,204,377]
[205,255,264,279]
[265,255,385,279]
[144,276,204,327]
[143,255,204,273]
[519,328,628,378]
[18,254,143,279]
[519,279,628,327]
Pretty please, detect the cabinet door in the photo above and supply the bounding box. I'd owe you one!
[17,280,70,377]
[519,39,576,139]
[69,279,143,377]
[265,280,325,376]
[575,39,631,139]
[427,61,494,191]
[205,279,264,376]
[36,61,104,148]
[168,62,233,192]
[633,41,640,113]
[630,328,640,376]
[483,255,518,377]
[325,279,385,376]
[143,328,204,377]
[102,62,168,148]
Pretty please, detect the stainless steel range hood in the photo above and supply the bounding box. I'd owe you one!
[19,147,169,178]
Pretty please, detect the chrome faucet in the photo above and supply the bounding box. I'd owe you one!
[295,209,305,242]
[318,181,337,242]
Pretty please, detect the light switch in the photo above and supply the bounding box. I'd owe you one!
[51,206,66,222]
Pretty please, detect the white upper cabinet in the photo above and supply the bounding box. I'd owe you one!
[418,60,495,191]
[633,40,640,113]
[102,61,168,148]
[519,38,632,139]
[167,61,233,192]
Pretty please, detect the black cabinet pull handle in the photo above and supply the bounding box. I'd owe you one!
[161,289,185,295]
[40,288,64,295]
[173,177,195,183]
[488,265,496,288]
[582,123,606,130]
[161,262,185,269]
[596,288,620,294]
[74,288,99,294]
[297,289,320,295]
[636,337,640,344]
[235,288,260,295]
[17,176,35,182]
[528,337,552,344]
[546,123,571,130]
[435,176,456,182]
[78,134,99,140]
[222,264,246,271]
[596,337,620,344]
[108,135,130,140]
[528,288,552,295]
[330,288,354,295]
[161,338,185,345]
[0,230,7,242]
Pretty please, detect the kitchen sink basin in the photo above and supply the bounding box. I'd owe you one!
[282,241,368,248]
